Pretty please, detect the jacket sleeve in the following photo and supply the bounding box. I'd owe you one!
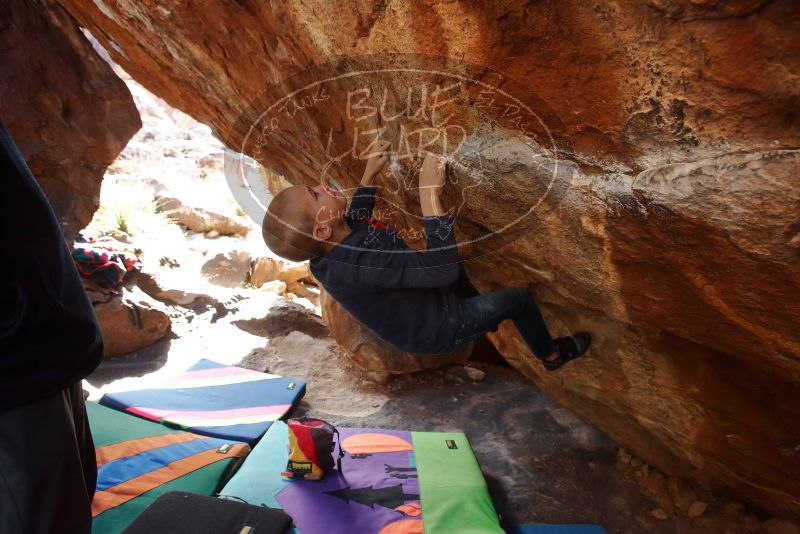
[352,214,461,289]
[0,119,103,412]
[345,185,377,220]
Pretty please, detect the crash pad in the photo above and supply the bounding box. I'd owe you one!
[221,421,503,534]
[100,359,305,444]
[88,401,249,534]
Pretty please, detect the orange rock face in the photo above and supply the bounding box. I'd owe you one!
[93,293,171,358]
[320,290,471,383]
[0,0,140,237]
[56,0,799,517]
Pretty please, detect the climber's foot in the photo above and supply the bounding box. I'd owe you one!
[542,332,592,371]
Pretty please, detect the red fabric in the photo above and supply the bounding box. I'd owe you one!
[289,420,322,468]
[358,216,397,234]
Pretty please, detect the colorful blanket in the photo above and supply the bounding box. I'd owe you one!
[100,359,306,445]
[72,241,140,288]
[88,402,249,534]
[221,421,503,534]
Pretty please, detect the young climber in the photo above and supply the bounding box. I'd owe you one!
[261,141,591,370]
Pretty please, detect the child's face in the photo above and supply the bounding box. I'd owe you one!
[295,182,348,228]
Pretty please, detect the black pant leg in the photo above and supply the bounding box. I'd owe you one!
[452,287,557,359]
[0,383,95,534]
[451,263,481,298]
[67,381,97,502]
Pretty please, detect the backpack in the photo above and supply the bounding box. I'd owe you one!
[122,491,292,534]
[281,416,344,480]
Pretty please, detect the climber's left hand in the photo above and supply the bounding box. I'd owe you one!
[361,139,391,185]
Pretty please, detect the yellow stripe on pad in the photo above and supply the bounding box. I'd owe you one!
[167,412,286,428]
[151,372,279,390]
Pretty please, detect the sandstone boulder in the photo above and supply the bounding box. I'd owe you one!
[284,281,320,309]
[156,194,249,236]
[260,280,288,296]
[249,256,310,287]
[0,0,139,238]
[133,271,202,306]
[200,250,252,288]
[53,0,800,517]
[320,290,472,383]
[93,290,171,357]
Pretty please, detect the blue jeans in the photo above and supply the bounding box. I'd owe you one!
[446,267,557,359]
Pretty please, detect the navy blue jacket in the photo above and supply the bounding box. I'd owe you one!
[0,120,103,412]
[310,185,463,354]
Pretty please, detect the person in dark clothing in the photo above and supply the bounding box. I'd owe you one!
[0,119,103,533]
[262,140,590,369]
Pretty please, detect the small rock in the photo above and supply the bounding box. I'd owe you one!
[743,514,760,532]
[463,366,485,382]
[198,154,221,169]
[99,228,130,242]
[651,509,668,520]
[159,256,180,268]
[155,288,199,306]
[201,250,252,287]
[250,256,309,287]
[638,463,650,478]
[134,272,201,306]
[206,229,220,238]
[688,501,708,518]
[617,448,632,465]
[156,194,249,236]
[261,280,287,295]
[641,470,668,503]
[668,476,697,513]
[759,519,800,534]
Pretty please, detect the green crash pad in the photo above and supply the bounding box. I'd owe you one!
[221,421,503,533]
[88,402,249,534]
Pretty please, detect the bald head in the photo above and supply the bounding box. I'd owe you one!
[262,186,327,262]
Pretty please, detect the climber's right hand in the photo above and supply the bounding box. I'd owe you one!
[419,153,447,197]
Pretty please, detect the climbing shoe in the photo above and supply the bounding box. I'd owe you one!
[542,332,592,371]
